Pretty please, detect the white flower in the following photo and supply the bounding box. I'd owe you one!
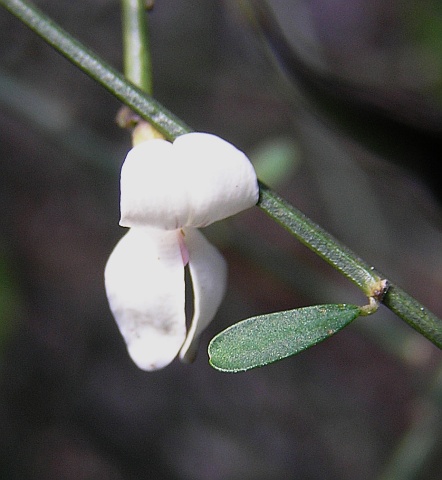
[104,133,258,370]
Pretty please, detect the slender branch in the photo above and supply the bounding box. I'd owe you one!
[121,0,153,93]
[0,0,190,139]
[1,0,442,349]
[383,285,442,349]
[258,182,442,349]
[257,182,382,294]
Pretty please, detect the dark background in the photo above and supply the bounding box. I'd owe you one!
[1,1,442,478]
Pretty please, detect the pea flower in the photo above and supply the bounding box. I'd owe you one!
[104,133,258,370]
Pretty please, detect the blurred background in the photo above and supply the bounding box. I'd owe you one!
[1,0,442,478]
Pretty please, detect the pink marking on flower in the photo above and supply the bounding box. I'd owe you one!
[178,229,189,266]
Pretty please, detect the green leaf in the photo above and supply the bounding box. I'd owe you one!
[208,304,361,372]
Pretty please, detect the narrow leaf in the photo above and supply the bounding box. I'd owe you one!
[208,304,361,372]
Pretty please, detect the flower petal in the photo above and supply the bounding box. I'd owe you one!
[104,228,186,370]
[119,139,186,229]
[119,133,258,230]
[174,133,259,227]
[179,228,228,363]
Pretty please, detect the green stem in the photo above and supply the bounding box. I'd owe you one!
[0,0,189,139]
[121,0,153,93]
[258,182,382,294]
[383,285,442,349]
[258,182,442,349]
[1,0,442,349]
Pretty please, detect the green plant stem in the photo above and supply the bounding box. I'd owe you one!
[121,0,152,93]
[258,182,382,293]
[258,182,442,348]
[383,285,442,349]
[1,0,442,349]
[0,0,189,139]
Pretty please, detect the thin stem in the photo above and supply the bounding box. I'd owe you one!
[1,0,442,349]
[121,0,153,93]
[258,182,382,294]
[258,182,442,349]
[0,0,190,139]
[383,285,442,349]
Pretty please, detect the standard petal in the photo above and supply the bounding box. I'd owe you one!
[179,228,228,363]
[119,139,188,230]
[119,133,259,230]
[104,228,186,370]
[174,132,259,227]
